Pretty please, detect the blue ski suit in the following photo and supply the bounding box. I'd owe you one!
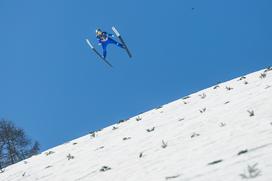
[96,32,124,58]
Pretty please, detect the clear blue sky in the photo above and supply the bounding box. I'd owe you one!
[0,0,271,151]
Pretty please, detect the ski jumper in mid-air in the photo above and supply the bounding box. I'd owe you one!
[96,28,124,58]
[85,26,132,67]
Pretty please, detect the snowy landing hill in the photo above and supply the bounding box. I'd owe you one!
[1,68,272,181]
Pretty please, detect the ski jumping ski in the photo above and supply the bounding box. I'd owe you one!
[85,38,113,67]
[112,26,132,58]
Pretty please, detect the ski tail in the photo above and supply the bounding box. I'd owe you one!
[112,26,132,58]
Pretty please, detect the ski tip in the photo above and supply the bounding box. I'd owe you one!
[85,39,94,49]
[112,26,120,37]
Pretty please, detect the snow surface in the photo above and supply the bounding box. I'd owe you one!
[1,68,272,181]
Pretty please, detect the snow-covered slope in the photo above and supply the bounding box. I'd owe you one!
[1,68,272,181]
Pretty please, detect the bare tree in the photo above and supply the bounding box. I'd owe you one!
[0,119,40,169]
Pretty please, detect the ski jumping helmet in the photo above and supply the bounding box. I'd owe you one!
[96,28,102,35]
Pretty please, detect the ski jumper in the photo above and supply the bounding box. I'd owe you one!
[96,32,124,58]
